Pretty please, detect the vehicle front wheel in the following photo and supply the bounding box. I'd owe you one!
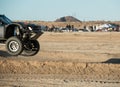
[6,37,23,56]
[23,40,40,56]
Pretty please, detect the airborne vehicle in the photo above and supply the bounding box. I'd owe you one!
[0,15,43,56]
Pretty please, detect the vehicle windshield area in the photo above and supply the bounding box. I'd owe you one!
[0,15,12,24]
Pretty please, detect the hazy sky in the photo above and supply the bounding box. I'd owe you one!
[0,0,120,21]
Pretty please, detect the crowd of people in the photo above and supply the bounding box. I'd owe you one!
[40,23,120,32]
[41,24,76,32]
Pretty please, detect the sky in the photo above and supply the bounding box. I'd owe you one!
[0,0,120,21]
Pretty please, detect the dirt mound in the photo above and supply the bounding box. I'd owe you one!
[55,16,81,22]
[0,60,120,80]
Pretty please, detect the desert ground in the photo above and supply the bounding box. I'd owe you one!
[0,32,120,87]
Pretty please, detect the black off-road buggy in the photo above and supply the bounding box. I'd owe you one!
[0,15,43,56]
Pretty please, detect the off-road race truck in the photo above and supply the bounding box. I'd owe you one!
[0,15,43,56]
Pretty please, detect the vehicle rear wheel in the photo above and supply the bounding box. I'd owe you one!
[23,40,40,56]
[6,37,23,56]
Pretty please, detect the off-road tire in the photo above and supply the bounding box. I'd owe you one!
[6,37,23,56]
[23,40,40,56]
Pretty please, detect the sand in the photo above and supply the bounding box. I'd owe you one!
[0,32,120,87]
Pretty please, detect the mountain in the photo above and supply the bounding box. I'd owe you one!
[55,16,81,22]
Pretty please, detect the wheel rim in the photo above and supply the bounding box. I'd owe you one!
[24,43,37,52]
[23,40,40,56]
[9,41,19,52]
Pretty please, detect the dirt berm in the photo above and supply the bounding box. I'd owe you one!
[0,59,120,80]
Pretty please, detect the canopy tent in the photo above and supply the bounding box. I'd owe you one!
[97,24,117,30]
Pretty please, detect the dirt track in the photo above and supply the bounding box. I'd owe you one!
[0,32,120,87]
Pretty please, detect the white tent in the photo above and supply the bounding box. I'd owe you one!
[97,24,117,30]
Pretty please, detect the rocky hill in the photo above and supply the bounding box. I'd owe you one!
[55,16,81,22]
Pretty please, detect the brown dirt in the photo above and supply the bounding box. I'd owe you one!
[0,32,120,87]
[0,60,120,79]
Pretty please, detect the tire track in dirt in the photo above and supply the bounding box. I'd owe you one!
[0,74,120,87]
